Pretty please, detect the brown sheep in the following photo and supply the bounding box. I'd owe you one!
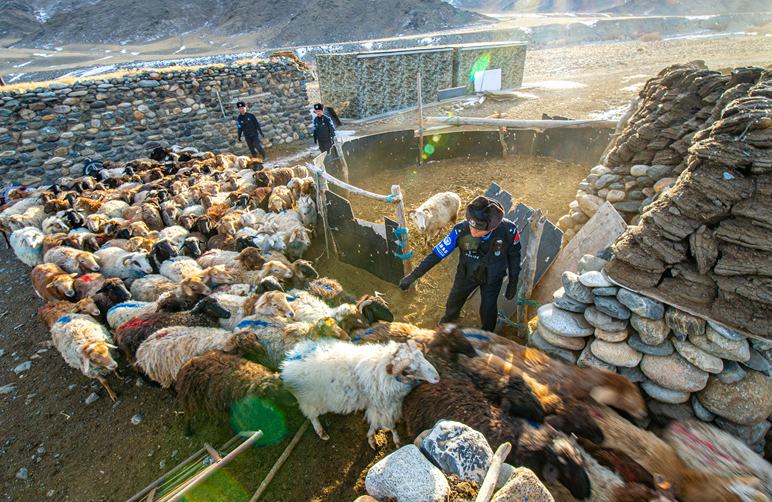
[251,187,273,210]
[74,197,103,214]
[42,233,69,255]
[31,263,77,301]
[256,167,295,188]
[141,203,164,230]
[267,186,294,212]
[38,298,101,328]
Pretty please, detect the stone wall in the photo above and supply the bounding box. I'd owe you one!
[0,58,312,186]
[318,42,527,119]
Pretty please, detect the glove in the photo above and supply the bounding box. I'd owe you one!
[505,280,517,300]
[399,274,416,291]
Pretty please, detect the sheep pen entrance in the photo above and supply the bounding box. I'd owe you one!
[311,126,612,330]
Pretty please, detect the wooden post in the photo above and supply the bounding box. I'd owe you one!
[314,164,337,258]
[515,208,545,339]
[333,140,350,183]
[417,71,424,166]
[498,127,508,158]
[214,90,226,118]
[391,184,412,275]
[475,442,512,502]
[249,421,309,501]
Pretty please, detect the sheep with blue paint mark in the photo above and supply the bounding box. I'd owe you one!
[281,338,439,448]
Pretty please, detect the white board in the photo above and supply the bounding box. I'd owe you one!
[474,68,502,92]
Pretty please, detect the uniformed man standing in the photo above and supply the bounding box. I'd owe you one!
[312,103,336,153]
[236,102,267,159]
[399,195,521,332]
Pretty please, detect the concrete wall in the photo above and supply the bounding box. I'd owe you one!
[0,58,312,185]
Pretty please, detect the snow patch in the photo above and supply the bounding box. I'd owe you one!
[8,73,25,83]
[13,61,32,68]
[174,45,187,54]
[521,80,586,90]
[589,105,629,121]
[33,53,53,58]
[621,82,645,93]
[35,9,50,23]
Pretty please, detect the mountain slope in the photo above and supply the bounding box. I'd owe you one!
[446,0,772,14]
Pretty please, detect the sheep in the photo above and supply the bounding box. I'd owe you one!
[0,195,42,231]
[43,303,119,401]
[196,247,264,269]
[43,246,101,274]
[256,167,298,188]
[10,226,45,267]
[284,226,311,260]
[159,256,203,282]
[402,378,592,500]
[287,176,315,199]
[232,260,294,288]
[92,279,132,321]
[93,247,152,282]
[42,215,70,235]
[31,263,77,301]
[157,225,189,249]
[7,205,45,231]
[135,326,253,388]
[114,296,231,362]
[267,186,294,212]
[105,290,189,329]
[305,277,354,305]
[408,191,461,242]
[297,194,317,226]
[148,239,178,272]
[97,199,129,218]
[280,338,439,448]
[129,274,178,301]
[253,317,349,370]
[288,290,390,332]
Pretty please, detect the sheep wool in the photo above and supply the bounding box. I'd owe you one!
[50,313,117,379]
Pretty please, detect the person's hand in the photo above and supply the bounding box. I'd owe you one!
[399,274,415,291]
[238,137,243,142]
[505,280,517,300]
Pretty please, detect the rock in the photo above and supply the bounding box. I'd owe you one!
[706,321,746,342]
[606,189,626,203]
[630,314,670,345]
[561,272,594,303]
[593,286,619,296]
[697,371,772,425]
[690,330,750,363]
[594,296,631,320]
[713,418,770,453]
[577,194,604,217]
[131,414,143,425]
[630,164,649,176]
[16,467,28,480]
[584,306,628,332]
[640,354,709,393]
[579,271,612,288]
[0,383,16,394]
[654,177,676,193]
[421,420,492,484]
[665,307,705,338]
[138,80,160,88]
[647,400,695,422]
[691,395,716,421]
[538,325,586,351]
[591,339,641,367]
[594,327,629,343]
[366,445,450,502]
[628,333,674,356]
[354,497,378,502]
[529,331,579,365]
[552,288,589,314]
[85,392,100,405]
[617,289,665,320]
[537,303,593,337]
[742,350,771,373]
[595,173,622,189]
[13,361,31,374]
[718,361,747,384]
[619,365,646,383]
[641,381,691,404]
[672,339,723,374]
[577,254,608,274]
[577,345,617,372]
[492,467,554,502]
[751,339,772,352]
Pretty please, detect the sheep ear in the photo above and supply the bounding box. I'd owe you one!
[386,362,395,375]
[408,210,415,217]
[80,351,91,373]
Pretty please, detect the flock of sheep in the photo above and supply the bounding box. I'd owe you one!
[1,148,769,501]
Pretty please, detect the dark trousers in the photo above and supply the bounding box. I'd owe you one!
[440,273,504,332]
[245,135,266,159]
[318,138,334,153]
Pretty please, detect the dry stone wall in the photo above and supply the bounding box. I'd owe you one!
[0,58,312,186]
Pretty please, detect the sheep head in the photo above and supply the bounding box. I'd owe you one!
[517,426,591,500]
[292,259,318,281]
[96,279,131,304]
[260,260,294,281]
[180,276,212,298]
[201,265,236,287]
[80,340,118,373]
[253,291,294,318]
[237,247,265,270]
[77,252,100,272]
[191,296,231,319]
[589,370,647,419]
[387,340,439,385]
[122,252,153,275]
[408,209,428,232]
[75,298,101,317]
[310,318,349,341]
[357,294,394,324]
[429,324,477,361]
[48,273,77,299]
[182,237,203,258]
[256,276,284,294]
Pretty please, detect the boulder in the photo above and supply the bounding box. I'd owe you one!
[420,420,492,484]
[594,327,629,343]
[619,365,646,383]
[617,289,665,320]
[718,360,747,384]
[561,272,594,303]
[697,371,772,425]
[630,164,649,176]
[641,381,691,404]
[628,333,674,356]
[537,304,593,338]
[672,339,724,374]
[664,307,706,338]
[690,329,750,363]
[577,345,617,372]
[630,314,670,345]
[579,271,612,288]
[640,353,709,393]
[365,445,450,502]
[593,286,620,296]
[691,395,716,421]
[553,288,589,314]
[591,339,642,367]
[538,325,587,351]
[492,467,554,502]
[530,331,579,365]
[584,307,628,332]
[577,254,608,274]
[593,296,631,320]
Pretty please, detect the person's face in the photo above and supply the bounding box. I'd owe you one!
[470,226,492,238]
[238,106,246,114]
[314,109,324,116]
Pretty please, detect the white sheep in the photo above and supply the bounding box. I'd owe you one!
[158,225,189,249]
[97,200,130,218]
[196,249,239,268]
[130,274,178,301]
[10,226,45,267]
[134,326,235,388]
[160,256,203,283]
[42,214,70,235]
[43,246,101,274]
[287,289,366,331]
[408,191,461,242]
[210,292,254,331]
[297,194,317,226]
[0,195,42,230]
[106,292,172,330]
[281,339,439,447]
[7,205,45,231]
[93,247,152,282]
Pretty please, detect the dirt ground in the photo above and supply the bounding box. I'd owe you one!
[1,33,771,502]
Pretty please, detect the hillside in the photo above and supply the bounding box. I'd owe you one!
[445,0,772,14]
[2,0,487,48]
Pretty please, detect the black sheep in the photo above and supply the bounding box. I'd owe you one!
[149,239,178,273]
[93,279,131,322]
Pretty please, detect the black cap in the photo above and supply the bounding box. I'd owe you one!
[236,102,246,108]
[466,196,504,231]
[313,103,323,111]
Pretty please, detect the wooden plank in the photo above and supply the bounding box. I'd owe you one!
[531,202,627,306]
[516,209,545,338]
[475,442,512,502]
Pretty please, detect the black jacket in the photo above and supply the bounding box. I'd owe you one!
[237,112,263,140]
[312,114,335,144]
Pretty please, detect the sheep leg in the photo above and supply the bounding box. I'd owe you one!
[367,426,379,449]
[97,376,117,402]
[310,416,329,441]
[390,429,401,447]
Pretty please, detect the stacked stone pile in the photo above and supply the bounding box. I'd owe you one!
[534,254,772,454]
[557,62,766,243]
[0,58,312,186]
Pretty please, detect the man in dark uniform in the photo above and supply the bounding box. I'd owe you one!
[236,102,267,159]
[399,195,521,332]
[312,103,336,153]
